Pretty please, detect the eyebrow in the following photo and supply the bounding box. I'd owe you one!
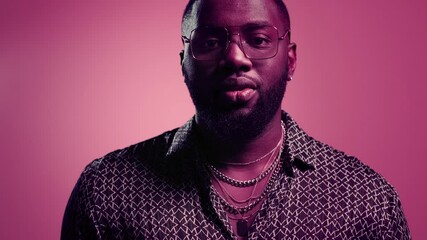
[200,20,273,29]
[241,21,272,28]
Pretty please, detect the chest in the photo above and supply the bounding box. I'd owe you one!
[92,170,378,239]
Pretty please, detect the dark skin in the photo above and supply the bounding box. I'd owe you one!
[181,0,296,167]
[180,0,296,237]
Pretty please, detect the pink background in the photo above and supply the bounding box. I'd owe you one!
[1,1,426,239]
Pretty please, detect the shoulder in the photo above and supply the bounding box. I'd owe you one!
[284,112,402,218]
[283,112,397,197]
[80,127,179,184]
[68,127,182,216]
[311,140,410,237]
[61,128,181,238]
[314,138,397,198]
[297,130,399,202]
[283,113,409,237]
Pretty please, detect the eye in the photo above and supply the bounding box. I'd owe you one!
[247,35,272,48]
[202,38,220,49]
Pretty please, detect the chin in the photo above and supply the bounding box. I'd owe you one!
[196,100,280,143]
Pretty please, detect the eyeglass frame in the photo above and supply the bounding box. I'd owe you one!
[182,25,290,61]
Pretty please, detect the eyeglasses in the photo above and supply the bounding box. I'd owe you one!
[182,25,289,61]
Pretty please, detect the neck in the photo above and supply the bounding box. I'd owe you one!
[197,112,283,166]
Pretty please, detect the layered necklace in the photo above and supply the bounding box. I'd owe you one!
[207,121,286,237]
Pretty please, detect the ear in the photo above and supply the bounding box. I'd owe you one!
[287,42,297,81]
[179,50,184,65]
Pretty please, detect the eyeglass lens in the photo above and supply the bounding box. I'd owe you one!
[190,25,279,60]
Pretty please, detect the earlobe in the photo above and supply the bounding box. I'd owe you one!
[287,43,297,81]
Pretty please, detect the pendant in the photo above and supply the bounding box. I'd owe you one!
[237,219,249,236]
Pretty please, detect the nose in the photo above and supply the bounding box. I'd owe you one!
[220,35,253,73]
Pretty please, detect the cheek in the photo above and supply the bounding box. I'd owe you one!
[183,59,216,94]
[182,52,194,76]
[274,54,289,77]
[184,57,217,82]
[254,59,288,85]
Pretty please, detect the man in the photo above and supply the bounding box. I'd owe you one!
[62,0,410,239]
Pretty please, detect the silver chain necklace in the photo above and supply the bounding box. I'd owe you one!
[210,121,286,237]
[207,122,285,187]
[213,152,283,215]
[207,154,279,187]
[221,129,284,166]
[212,144,279,204]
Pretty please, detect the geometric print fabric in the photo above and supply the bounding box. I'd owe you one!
[61,111,410,239]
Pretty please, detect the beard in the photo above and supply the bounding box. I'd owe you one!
[184,68,288,144]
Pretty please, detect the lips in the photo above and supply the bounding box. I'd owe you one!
[216,77,257,105]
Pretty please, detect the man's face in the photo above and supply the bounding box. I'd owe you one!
[181,0,296,142]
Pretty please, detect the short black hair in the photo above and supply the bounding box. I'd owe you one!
[181,0,291,36]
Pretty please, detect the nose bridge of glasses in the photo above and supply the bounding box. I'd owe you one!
[224,32,249,59]
[226,26,248,50]
[227,32,243,47]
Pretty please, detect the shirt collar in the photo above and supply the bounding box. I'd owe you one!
[281,111,316,172]
[166,116,197,158]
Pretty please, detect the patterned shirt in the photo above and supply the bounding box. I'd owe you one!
[61,112,410,239]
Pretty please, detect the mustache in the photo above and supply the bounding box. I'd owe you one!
[213,67,260,86]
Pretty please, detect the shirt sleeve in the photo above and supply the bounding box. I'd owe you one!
[61,161,101,240]
[380,192,411,240]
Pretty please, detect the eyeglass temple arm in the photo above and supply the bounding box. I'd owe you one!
[182,36,190,43]
[278,30,290,41]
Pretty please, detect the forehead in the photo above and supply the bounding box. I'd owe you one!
[193,0,283,29]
